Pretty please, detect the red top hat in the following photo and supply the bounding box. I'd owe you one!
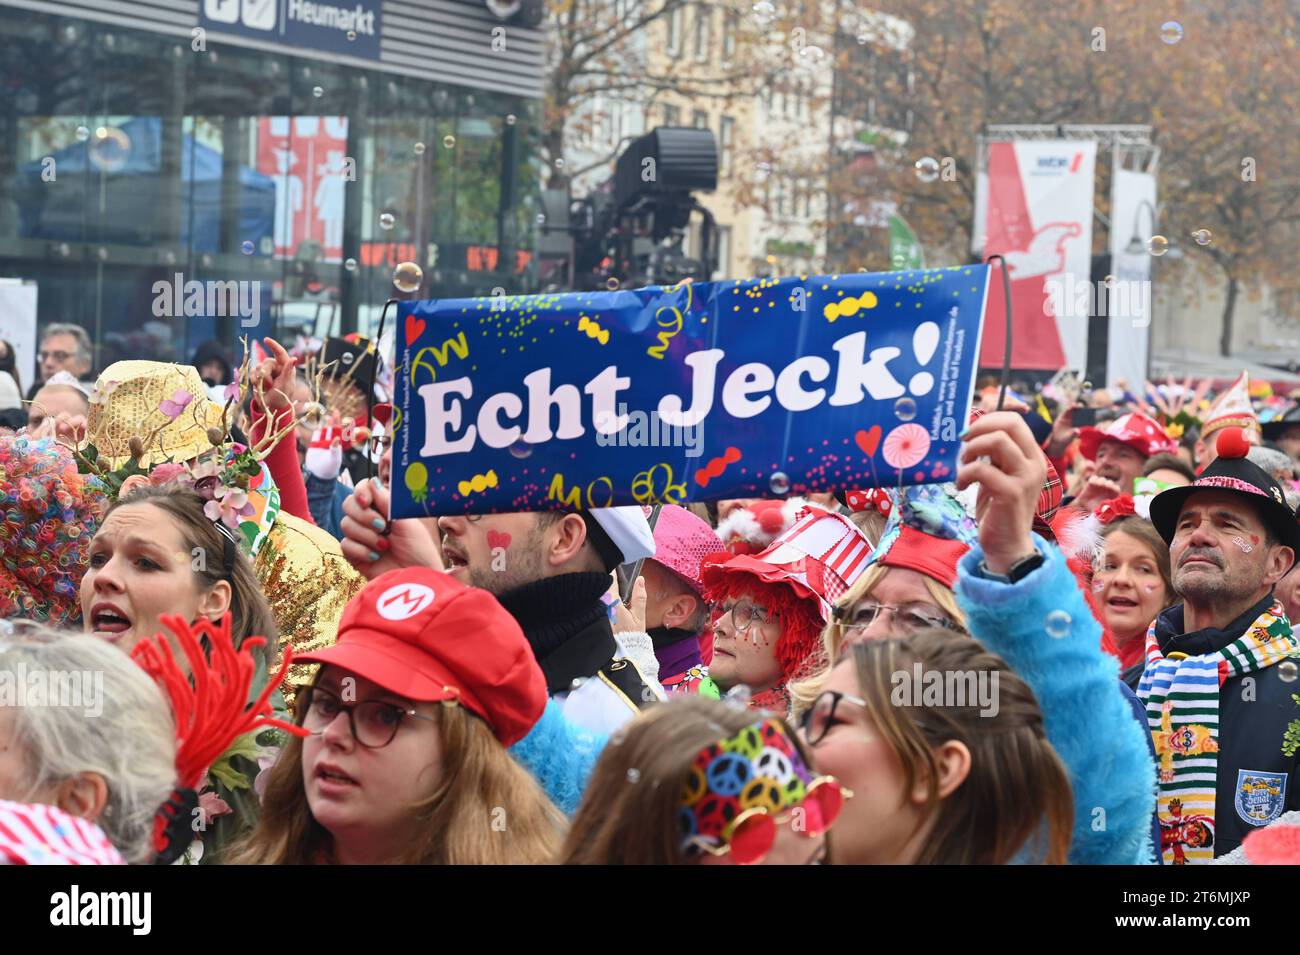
[299,568,547,747]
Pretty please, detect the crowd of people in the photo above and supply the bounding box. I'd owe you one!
[2,322,1300,866]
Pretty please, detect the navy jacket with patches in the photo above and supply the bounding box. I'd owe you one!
[1138,596,1300,858]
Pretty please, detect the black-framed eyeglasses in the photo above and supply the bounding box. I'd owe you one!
[711,598,778,633]
[800,689,868,747]
[831,601,961,636]
[296,684,438,749]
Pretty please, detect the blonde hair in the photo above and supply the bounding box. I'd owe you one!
[0,624,176,864]
[845,633,1073,864]
[225,699,564,865]
[559,696,817,865]
[790,563,967,719]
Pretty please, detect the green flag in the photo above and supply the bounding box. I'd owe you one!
[889,213,924,270]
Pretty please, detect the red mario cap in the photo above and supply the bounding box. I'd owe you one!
[298,568,546,747]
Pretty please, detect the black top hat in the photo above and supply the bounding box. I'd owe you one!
[1262,403,1300,441]
[1149,427,1300,559]
[320,336,378,395]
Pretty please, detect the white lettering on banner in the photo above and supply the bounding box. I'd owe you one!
[415,330,924,459]
[287,0,377,35]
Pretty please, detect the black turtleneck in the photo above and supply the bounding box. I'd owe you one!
[495,572,617,695]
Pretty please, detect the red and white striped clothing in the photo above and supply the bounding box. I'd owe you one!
[0,800,126,865]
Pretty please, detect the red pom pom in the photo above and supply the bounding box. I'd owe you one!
[1216,426,1251,460]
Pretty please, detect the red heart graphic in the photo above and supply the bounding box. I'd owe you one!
[486,530,512,550]
[855,426,882,457]
[371,403,392,427]
[405,314,426,347]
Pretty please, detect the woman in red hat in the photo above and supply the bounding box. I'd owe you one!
[228,568,565,864]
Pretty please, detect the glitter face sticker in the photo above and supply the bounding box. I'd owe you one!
[1231,536,1254,553]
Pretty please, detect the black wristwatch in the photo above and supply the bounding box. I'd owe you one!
[978,551,1045,584]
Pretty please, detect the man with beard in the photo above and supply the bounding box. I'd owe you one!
[1069,411,1177,514]
[340,479,662,732]
[1134,427,1300,862]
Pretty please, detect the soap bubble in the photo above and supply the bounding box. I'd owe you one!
[769,472,791,495]
[347,30,357,41]
[752,2,776,26]
[554,157,566,170]
[1191,229,1212,246]
[755,161,773,180]
[1146,235,1169,257]
[626,769,641,784]
[413,142,426,155]
[393,262,424,293]
[1160,21,1183,44]
[88,127,131,173]
[914,157,940,183]
[1045,610,1071,638]
[894,396,918,422]
[240,240,254,255]
[312,86,324,98]
[1279,660,1299,683]
[605,277,620,291]
[505,114,517,125]
[442,134,456,149]
[343,258,358,272]
[508,438,533,459]
[378,212,395,231]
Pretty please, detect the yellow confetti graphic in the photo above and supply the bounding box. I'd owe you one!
[577,315,610,345]
[458,470,499,496]
[823,290,878,322]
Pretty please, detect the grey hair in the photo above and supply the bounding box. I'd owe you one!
[0,623,175,863]
[1247,446,1296,484]
[40,323,94,368]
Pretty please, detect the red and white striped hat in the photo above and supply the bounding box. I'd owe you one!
[700,504,873,683]
[0,800,126,865]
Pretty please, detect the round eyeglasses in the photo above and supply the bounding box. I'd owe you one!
[712,598,779,633]
[832,601,961,637]
[296,684,439,749]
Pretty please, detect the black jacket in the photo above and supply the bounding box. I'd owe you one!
[1136,596,1300,858]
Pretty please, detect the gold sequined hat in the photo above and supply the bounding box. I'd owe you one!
[82,361,228,469]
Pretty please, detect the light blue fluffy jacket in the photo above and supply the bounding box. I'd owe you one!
[957,535,1157,865]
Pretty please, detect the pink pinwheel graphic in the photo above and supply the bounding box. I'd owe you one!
[883,424,931,470]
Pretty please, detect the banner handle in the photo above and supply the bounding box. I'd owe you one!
[983,255,1013,411]
[621,504,663,606]
[370,298,400,530]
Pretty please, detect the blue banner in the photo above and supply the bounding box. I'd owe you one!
[391,267,990,518]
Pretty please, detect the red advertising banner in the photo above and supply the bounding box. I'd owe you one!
[256,116,349,262]
[977,140,1097,371]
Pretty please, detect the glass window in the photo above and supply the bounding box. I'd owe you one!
[667,7,683,54]
[722,11,738,59]
[719,117,734,176]
[692,110,709,129]
[663,104,681,126]
[694,5,711,62]
[0,12,537,366]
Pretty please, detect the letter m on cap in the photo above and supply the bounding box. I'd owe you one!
[376,583,436,621]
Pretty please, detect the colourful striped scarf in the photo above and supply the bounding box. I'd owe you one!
[1137,599,1296,864]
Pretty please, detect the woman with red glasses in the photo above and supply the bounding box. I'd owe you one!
[560,696,846,865]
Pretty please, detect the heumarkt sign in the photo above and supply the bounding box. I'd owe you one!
[200,0,382,61]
